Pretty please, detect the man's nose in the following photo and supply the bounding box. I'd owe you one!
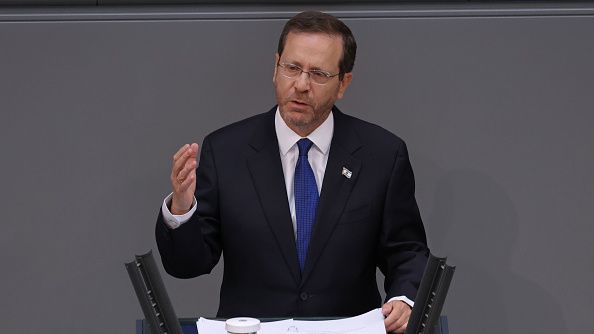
[294,71,311,92]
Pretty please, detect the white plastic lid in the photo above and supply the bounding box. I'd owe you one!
[225,317,261,333]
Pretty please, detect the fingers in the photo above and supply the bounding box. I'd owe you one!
[176,171,195,193]
[171,145,189,179]
[395,321,408,334]
[177,157,196,184]
[383,301,411,333]
[171,143,199,183]
[384,308,400,333]
[392,314,409,334]
[173,142,198,158]
[169,143,199,215]
[173,144,190,161]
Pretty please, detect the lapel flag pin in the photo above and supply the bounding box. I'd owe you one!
[342,167,352,179]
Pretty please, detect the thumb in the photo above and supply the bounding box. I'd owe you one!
[382,302,393,316]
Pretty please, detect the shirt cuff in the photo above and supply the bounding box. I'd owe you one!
[161,193,197,229]
[388,295,414,308]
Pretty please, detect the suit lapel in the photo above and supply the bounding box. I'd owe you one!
[246,110,301,284]
[301,109,362,285]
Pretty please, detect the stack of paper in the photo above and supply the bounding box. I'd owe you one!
[197,308,386,334]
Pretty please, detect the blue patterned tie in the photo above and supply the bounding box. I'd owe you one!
[294,138,319,271]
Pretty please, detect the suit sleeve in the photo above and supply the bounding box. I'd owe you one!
[155,137,223,278]
[378,139,429,302]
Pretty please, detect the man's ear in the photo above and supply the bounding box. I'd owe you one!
[337,72,353,100]
[273,53,280,84]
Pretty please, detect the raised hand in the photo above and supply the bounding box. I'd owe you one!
[170,143,199,215]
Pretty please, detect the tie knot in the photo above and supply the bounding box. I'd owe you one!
[297,138,314,157]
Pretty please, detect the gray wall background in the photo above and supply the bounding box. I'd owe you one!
[1,3,593,334]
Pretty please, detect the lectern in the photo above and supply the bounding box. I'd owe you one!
[135,317,448,334]
[127,251,453,334]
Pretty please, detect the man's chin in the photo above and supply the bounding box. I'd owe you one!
[281,107,311,122]
[286,115,313,128]
[280,111,315,132]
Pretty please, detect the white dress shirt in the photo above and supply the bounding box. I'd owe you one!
[160,108,413,307]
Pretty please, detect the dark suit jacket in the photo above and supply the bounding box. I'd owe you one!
[156,106,428,318]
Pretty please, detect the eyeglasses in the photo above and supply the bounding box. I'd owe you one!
[277,61,340,85]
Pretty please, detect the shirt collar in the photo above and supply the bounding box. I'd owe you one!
[275,107,334,156]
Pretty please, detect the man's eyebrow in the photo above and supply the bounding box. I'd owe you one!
[280,58,299,65]
[282,59,329,72]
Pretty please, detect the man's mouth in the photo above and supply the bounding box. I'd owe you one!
[291,100,309,106]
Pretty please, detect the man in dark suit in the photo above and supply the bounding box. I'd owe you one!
[156,11,428,334]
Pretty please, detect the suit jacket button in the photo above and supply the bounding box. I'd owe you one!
[300,292,309,301]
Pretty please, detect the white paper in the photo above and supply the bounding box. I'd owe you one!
[290,309,385,334]
[259,319,300,334]
[196,308,386,334]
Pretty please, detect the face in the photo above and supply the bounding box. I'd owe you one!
[273,32,353,136]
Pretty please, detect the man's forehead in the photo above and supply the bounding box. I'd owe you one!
[285,31,343,45]
[281,32,343,66]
